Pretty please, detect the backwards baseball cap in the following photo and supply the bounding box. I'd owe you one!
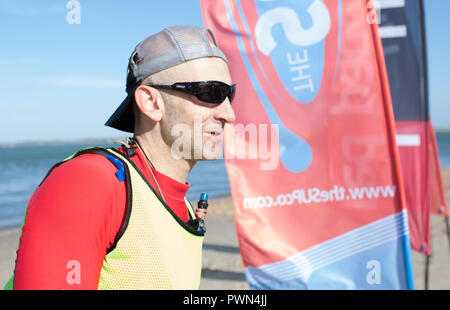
[105,26,228,133]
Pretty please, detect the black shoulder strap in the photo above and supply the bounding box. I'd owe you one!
[38,147,126,187]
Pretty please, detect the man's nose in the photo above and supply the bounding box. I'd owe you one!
[214,99,236,124]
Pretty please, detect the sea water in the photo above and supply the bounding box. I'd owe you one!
[0,141,230,228]
[0,132,449,229]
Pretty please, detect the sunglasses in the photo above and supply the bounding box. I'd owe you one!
[148,81,236,104]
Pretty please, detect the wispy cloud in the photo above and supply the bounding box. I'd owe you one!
[0,1,65,17]
[0,58,47,66]
[0,75,123,89]
[43,75,123,89]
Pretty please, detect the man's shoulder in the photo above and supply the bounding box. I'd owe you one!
[47,149,123,185]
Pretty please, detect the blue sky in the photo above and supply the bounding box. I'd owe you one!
[0,0,449,144]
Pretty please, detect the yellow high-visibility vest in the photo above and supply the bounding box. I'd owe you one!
[97,148,205,290]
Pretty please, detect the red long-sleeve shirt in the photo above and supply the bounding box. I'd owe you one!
[13,145,190,289]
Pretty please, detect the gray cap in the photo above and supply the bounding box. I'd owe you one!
[105,26,228,133]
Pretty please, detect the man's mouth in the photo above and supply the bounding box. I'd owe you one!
[203,130,223,137]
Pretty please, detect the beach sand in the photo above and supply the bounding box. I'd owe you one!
[1,168,450,290]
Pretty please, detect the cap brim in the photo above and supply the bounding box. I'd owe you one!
[105,92,135,133]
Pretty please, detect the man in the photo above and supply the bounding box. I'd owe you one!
[7,26,236,290]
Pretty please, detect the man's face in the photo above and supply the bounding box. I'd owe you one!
[154,57,236,161]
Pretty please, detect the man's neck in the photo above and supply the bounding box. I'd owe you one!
[133,133,194,184]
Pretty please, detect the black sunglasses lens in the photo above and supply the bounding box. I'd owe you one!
[228,84,236,102]
[196,82,234,104]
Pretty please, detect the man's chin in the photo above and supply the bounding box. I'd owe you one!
[200,141,224,161]
[200,153,222,161]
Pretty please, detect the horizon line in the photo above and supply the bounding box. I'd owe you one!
[0,136,127,148]
[2,126,450,148]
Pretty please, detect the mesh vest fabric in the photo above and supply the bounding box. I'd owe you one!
[97,149,204,290]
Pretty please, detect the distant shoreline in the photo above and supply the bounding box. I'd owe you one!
[436,128,450,133]
[2,128,450,147]
[0,137,126,148]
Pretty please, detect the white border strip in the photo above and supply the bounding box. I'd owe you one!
[379,25,407,38]
[396,134,421,146]
[380,0,405,9]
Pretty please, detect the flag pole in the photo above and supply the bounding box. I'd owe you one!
[424,254,431,290]
[445,216,450,257]
[419,0,435,291]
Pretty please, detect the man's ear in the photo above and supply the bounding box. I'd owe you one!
[134,85,163,122]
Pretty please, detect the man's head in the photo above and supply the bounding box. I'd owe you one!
[105,26,236,161]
